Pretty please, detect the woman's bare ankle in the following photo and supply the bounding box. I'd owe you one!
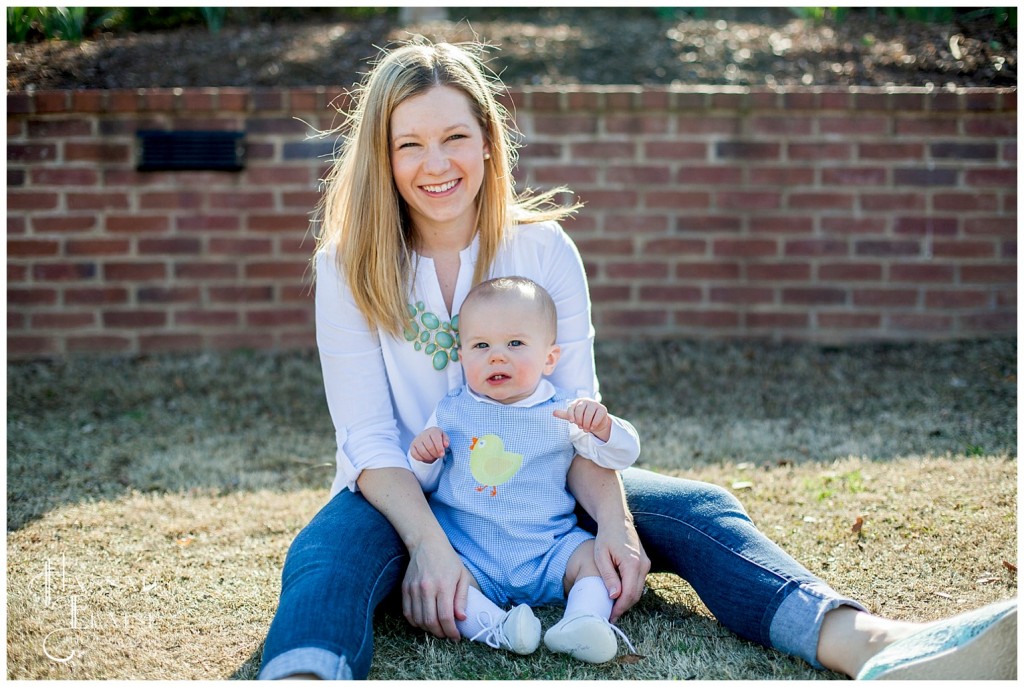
[817,606,920,677]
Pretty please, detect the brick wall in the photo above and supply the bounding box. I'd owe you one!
[6,85,1017,358]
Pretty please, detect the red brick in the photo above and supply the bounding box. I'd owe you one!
[605,91,640,111]
[821,167,888,186]
[64,141,131,163]
[66,192,131,210]
[209,191,274,210]
[749,167,815,186]
[209,238,274,255]
[716,142,780,160]
[932,240,996,258]
[7,143,57,161]
[675,215,742,232]
[32,262,96,281]
[607,165,671,185]
[716,191,782,210]
[246,166,312,185]
[102,310,166,328]
[675,310,740,328]
[139,191,204,210]
[643,238,705,255]
[710,287,774,304]
[604,261,668,280]
[961,312,1015,331]
[601,214,666,234]
[65,287,129,305]
[7,336,60,357]
[818,263,883,281]
[925,290,989,308]
[8,239,59,256]
[894,118,958,136]
[248,214,312,232]
[788,192,854,210]
[961,265,1015,283]
[783,288,846,305]
[32,312,95,329]
[646,191,711,209]
[138,286,201,303]
[890,264,955,282]
[176,262,238,280]
[853,289,918,307]
[27,118,93,137]
[533,114,598,135]
[713,239,777,258]
[576,190,639,209]
[8,192,59,210]
[209,285,274,302]
[889,313,953,331]
[180,89,218,111]
[963,117,1016,137]
[7,288,58,305]
[855,239,922,257]
[751,116,814,136]
[965,168,1016,187]
[860,193,927,211]
[31,215,97,233]
[605,115,669,135]
[747,312,808,329]
[749,264,811,281]
[859,142,925,159]
[789,142,852,160]
[138,238,202,255]
[174,310,240,326]
[589,285,631,304]
[933,193,999,212]
[676,166,742,185]
[819,312,881,329]
[103,263,167,280]
[139,334,205,353]
[535,164,598,184]
[676,262,740,280]
[749,218,812,236]
[894,217,958,236]
[819,115,889,135]
[677,115,739,135]
[176,215,241,232]
[246,309,310,327]
[639,285,701,302]
[643,141,705,160]
[106,215,171,233]
[599,309,667,328]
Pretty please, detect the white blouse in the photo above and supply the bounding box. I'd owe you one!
[315,220,599,497]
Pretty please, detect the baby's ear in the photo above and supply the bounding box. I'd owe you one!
[544,344,561,375]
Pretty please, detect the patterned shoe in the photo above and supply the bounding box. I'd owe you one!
[857,598,1017,680]
[470,604,541,655]
[543,614,637,664]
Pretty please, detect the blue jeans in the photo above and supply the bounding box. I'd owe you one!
[258,467,863,679]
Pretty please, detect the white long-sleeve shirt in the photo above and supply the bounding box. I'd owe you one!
[315,220,600,497]
[408,379,641,493]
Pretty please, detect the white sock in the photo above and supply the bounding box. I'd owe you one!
[563,575,614,621]
[457,585,506,642]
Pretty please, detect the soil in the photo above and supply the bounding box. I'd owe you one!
[6,7,1017,92]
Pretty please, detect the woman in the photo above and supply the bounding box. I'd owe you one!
[258,39,1016,680]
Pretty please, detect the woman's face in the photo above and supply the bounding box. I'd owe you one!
[389,85,490,242]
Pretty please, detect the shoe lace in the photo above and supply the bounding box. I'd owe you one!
[468,610,509,650]
[607,620,638,656]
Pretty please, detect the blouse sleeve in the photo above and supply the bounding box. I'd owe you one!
[535,223,601,401]
[315,250,412,495]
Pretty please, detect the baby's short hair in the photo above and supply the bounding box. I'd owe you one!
[461,277,557,342]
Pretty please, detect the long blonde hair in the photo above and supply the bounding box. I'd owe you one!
[314,38,580,337]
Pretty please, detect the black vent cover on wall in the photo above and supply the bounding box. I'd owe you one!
[136,130,246,171]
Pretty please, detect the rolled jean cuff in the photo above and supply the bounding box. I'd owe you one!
[768,580,868,670]
[257,647,353,680]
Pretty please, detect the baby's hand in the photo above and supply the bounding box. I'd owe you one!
[553,398,612,442]
[410,427,449,463]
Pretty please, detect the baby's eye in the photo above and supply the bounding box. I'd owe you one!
[473,342,489,349]
[509,340,524,348]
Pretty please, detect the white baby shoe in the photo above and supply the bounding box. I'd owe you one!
[543,614,636,664]
[470,604,541,655]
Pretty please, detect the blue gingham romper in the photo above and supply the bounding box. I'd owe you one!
[429,386,594,607]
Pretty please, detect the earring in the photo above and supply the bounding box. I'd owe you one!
[483,152,491,160]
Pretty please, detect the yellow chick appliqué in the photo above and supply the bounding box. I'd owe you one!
[469,434,523,497]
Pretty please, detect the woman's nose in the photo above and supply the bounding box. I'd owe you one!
[423,144,450,175]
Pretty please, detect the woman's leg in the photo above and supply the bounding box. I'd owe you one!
[603,467,867,671]
[258,489,408,680]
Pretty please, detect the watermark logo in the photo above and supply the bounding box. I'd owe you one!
[28,553,158,664]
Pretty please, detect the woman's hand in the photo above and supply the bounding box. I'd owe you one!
[593,515,650,621]
[402,534,472,641]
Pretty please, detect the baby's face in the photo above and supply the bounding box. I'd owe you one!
[458,299,559,405]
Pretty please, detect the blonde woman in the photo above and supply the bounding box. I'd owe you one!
[258,39,1016,680]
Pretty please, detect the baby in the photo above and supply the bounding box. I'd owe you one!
[408,276,641,663]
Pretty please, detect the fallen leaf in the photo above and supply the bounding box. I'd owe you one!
[851,516,864,534]
[616,654,646,664]
[1003,560,1017,573]
[731,480,754,490]
[933,591,953,599]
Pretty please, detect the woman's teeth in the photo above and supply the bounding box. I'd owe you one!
[423,179,458,193]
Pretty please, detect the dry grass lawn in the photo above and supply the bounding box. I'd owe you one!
[6,339,1017,679]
